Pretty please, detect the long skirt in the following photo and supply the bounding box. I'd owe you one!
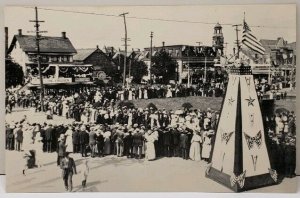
[189,141,201,161]
[202,144,211,159]
[104,140,111,155]
[65,138,73,153]
[145,142,156,160]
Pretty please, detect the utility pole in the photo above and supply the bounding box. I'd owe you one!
[119,12,129,87]
[187,48,190,87]
[29,7,47,111]
[232,24,242,59]
[149,31,153,83]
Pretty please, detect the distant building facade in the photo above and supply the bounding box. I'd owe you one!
[141,23,224,84]
[7,29,77,76]
[7,29,94,87]
[73,46,117,81]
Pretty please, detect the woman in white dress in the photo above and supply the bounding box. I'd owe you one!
[65,126,74,153]
[103,131,111,155]
[81,111,88,124]
[143,88,148,99]
[202,130,213,162]
[128,88,133,100]
[166,86,173,98]
[138,87,143,99]
[189,131,202,161]
[62,100,69,117]
[128,110,133,127]
[144,130,157,161]
[33,131,44,167]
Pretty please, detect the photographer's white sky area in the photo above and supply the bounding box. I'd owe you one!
[5,5,296,54]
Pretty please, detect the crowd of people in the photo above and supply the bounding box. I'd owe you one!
[4,75,296,192]
[264,111,296,178]
[5,80,227,114]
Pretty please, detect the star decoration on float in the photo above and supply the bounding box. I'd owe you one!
[228,97,235,106]
[245,96,255,106]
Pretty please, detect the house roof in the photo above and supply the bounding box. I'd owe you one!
[8,35,77,54]
[73,48,97,61]
[287,42,296,53]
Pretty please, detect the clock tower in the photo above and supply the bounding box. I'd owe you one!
[212,22,224,56]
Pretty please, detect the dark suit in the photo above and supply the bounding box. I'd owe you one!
[45,127,54,152]
[72,130,79,153]
[179,133,189,159]
[16,129,23,151]
[163,130,172,157]
[124,133,133,157]
[60,157,77,192]
[96,133,104,157]
[79,130,89,157]
[6,128,14,150]
[133,132,143,159]
[57,141,66,166]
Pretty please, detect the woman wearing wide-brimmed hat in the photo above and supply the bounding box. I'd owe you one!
[144,130,157,161]
[189,130,202,161]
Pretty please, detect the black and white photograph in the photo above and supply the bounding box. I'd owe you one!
[4,4,297,193]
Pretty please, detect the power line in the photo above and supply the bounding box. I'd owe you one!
[21,6,293,29]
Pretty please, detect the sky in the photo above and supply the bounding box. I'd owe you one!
[4,5,296,54]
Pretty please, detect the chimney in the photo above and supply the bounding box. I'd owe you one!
[5,27,8,56]
[96,45,99,49]
[62,32,66,38]
[18,29,22,36]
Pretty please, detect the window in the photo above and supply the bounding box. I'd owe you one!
[52,56,57,62]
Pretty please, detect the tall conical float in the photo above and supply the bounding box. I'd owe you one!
[205,65,278,192]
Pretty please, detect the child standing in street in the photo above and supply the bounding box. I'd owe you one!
[81,159,90,190]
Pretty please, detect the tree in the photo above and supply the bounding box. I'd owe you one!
[151,50,177,84]
[5,58,24,88]
[130,59,148,83]
[113,53,148,84]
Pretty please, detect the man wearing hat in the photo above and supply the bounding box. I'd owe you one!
[133,129,143,159]
[79,126,89,157]
[45,123,54,152]
[15,124,24,152]
[284,135,296,178]
[57,134,66,166]
[124,128,134,158]
[6,123,15,150]
[89,128,97,158]
[60,152,77,192]
[179,128,189,160]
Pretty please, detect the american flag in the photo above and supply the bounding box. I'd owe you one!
[242,21,265,55]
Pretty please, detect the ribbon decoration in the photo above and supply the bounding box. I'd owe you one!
[41,65,52,73]
[221,131,234,144]
[269,168,278,182]
[244,130,262,150]
[230,171,246,188]
[79,66,89,72]
[59,67,69,73]
[205,163,212,175]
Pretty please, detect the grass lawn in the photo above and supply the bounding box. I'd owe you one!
[120,96,295,112]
